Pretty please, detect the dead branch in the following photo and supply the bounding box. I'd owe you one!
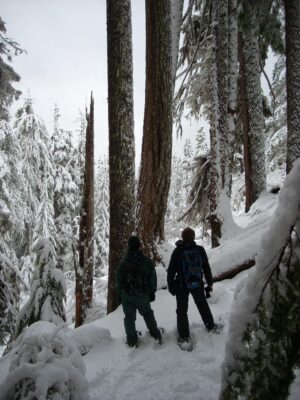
[212,259,255,282]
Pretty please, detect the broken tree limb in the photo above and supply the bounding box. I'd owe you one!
[212,259,255,282]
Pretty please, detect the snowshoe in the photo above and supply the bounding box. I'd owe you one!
[155,327,165,345]
[209,322,224,334]
[127,330,142,348]
[177,337,193,352]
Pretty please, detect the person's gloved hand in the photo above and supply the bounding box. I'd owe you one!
[149,292,155,302]
[205,285,213,298]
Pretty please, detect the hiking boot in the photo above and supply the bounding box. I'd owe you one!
[127,332,138,348]
[155,327,164,345]
[177,336,193,351]
[208,323,224,334]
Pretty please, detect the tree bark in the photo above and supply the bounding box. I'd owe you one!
[241,11,266,205]
[75,94,94,327]
[136,0,173,259]
[171,0,184,90]
[212,259,255,282]
[209,0,238,248]
[238,31,254,213]
[106,0,135,313]
[284,0,300,173]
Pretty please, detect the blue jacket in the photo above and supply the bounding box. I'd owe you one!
[167,240,213,294]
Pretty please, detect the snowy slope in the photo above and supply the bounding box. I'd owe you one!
[80,191,281,399]
[84,274,244,400]
[1,189,299,399]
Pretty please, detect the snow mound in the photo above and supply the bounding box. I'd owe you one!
[0,321,88,400]
[68,323,111,356]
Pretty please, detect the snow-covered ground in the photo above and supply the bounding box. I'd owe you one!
[1,185,299,399]
[84,273,244,400]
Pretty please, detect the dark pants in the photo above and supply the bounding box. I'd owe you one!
[176,285,214,339]
[121,291,161,346]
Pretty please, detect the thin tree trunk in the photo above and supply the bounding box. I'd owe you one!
[106,0,135,313]
[136,0,173,259]
[171,0,184,90]
[208,6,222,249]
[284,0,300,172]
[83,94,94,309]
[238,31,254,212]
[75,94,94,327]
[227,0,238,192]
[242,14,266,203]
[209,0,236,248]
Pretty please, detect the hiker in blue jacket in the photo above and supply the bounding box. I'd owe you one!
[116,236,162,348]
[167,227,216,349]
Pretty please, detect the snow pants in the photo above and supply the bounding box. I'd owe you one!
[176,285,214,340]
[121,292,161,346]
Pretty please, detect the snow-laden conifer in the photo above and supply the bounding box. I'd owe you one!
[220,160,300,400]
[265,55,287,182]
[0,321,88,400]
[32,180,57,249]
[94,156,109,277]
[0,120,25,258]
[14,96,54,256]
[51,106,77,271]
[0,17,23,121]
[0,254,20,346]
[16,237,66,336]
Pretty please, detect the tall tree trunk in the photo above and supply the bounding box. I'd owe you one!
[171,0,184,90]
[284,0,300,173]
[136,0,173,259]
[208,5,222,249]
[241,12,266,206]
[227,0,238,189]
[75,94,94,327]
[238,31,254,213]
[209,0,238,248]
[106,0,135,313]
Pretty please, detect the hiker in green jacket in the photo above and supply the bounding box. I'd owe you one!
[116,236,162,348]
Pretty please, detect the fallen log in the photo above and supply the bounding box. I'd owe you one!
[212,259,255,283]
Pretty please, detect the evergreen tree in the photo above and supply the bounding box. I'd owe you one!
[14,96,53,256]
[136,0,173,258]
[94,156,109,277]
[0,17,23,121]
[0,254,20,346]
[167,155,185,221]
[51,105,77,271]
[0,120,25,258]
[32,180,57,249]
[106,0,135,313]
[16,237,66,336]
[266,54,287,173]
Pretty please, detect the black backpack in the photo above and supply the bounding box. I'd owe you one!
[121,258,147,295]
[179,246,203,289]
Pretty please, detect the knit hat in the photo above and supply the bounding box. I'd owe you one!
[181,227,195,243]
[128,235,141,250]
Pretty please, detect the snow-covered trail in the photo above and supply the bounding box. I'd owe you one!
[84,274,246,400]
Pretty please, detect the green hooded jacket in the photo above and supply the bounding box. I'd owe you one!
[115,250,157,298]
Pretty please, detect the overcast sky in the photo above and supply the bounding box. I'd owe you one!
[2,0,148,160]
[2,1,274,164]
